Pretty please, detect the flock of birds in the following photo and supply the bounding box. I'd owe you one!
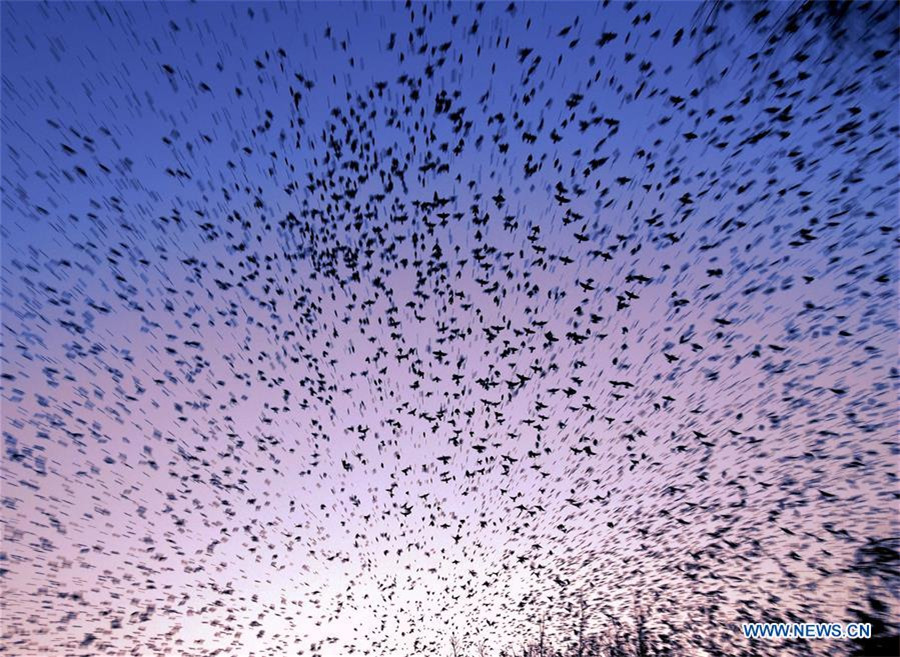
[1,2,898,656]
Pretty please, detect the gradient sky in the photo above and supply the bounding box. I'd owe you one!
[1,2,898,656]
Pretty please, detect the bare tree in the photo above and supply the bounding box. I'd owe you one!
[636,612,648,657]
[576,597,586,657]
[538,613,545,657]
[848,537,900,657]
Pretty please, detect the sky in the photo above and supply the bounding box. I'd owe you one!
[1,2,898,656]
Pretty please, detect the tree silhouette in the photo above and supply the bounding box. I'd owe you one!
[847,537,900,657]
